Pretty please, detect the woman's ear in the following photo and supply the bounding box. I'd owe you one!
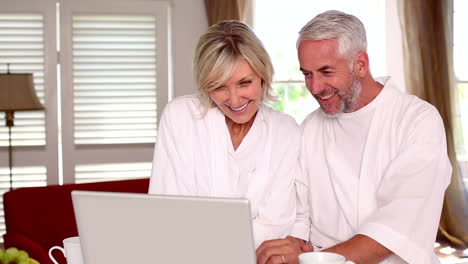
[353,51,369,77]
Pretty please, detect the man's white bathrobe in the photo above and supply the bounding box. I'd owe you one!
[148,95,301,247]
[297,77,452,263]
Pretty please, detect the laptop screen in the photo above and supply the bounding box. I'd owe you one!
[72,190,256,264]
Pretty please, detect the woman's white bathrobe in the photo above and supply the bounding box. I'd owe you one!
[148,95,301,247]
[298,77,452,263]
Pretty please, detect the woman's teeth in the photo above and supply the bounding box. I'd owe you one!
[229,102,249,111]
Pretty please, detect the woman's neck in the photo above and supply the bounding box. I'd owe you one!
[225,112,257,151]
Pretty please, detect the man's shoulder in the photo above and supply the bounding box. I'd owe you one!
[300,108,324,131]
[387,87,441,122]
[377,77,438,115]
[379,87,446,143]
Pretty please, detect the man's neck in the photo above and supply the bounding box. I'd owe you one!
[353,75,384,112]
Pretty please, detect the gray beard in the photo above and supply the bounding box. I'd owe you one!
[327,73,362,116]
[343,73,362,113]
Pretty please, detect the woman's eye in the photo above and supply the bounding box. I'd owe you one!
[240,80,252,86]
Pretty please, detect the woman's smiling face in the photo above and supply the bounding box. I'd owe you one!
[209,58,263,124]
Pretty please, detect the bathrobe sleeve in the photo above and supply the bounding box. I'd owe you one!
[251,110,304,246]
[252,160,301,246]
[148,98,197,195]
[290,124,311,241]
[357,105,452,264]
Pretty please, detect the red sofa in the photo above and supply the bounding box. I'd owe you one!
[3,178,150,264]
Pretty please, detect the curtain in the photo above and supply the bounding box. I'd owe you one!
[399,0,468,248]
[204,0,247,26]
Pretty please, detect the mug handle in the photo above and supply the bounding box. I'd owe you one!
[48,246,65,264]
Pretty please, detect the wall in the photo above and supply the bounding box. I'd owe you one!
[169,0,208,98]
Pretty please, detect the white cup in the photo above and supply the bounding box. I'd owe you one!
[48,236,84,264]
[299,252,355,264]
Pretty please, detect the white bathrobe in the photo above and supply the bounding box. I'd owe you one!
[299,77,452,263]
[148,94,301,247]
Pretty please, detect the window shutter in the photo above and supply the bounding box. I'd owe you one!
[0,13,45,146]
[74,162,151,183]
[72,14,158,144]
[60,0,169,184]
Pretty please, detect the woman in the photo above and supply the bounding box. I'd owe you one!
[148,20,302,247]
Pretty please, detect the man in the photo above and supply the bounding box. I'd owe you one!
[256,10,451,264]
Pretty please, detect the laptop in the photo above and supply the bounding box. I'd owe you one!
[71,190,256,264]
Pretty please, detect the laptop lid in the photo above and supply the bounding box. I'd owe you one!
[71,190,256,264]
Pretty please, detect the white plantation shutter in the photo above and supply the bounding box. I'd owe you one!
[0,167,47,189]
[60,0,169,183]
[75,162,151,183]
[0,14,45,146]
[72,15,158,144]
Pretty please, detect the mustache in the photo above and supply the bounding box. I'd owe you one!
[313,88,342,98]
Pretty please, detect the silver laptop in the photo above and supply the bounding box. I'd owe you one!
[71,190,256,264]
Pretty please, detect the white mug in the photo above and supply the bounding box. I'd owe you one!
[299,252,355,264]
[48,236,84,264]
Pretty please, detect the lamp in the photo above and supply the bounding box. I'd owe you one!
[0,66,44,191]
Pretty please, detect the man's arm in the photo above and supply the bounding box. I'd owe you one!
[256,234,391,264]
[323,234,391,264]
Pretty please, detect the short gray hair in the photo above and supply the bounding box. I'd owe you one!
[297,10,367,61]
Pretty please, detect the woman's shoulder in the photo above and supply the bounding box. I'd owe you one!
[261,105,299,133]
[158,94,206,128]
[166,94,202,109]
[260,105,301,151]
[262,105,297,124]
[163,94,203,116]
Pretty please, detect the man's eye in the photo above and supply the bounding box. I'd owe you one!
[302,72,312,79]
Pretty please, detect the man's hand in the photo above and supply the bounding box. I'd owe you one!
[256,236,313,264]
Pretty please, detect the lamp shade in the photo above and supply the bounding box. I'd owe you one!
[0,73,44,111]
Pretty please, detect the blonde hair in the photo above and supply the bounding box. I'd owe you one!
[193,20,275,112]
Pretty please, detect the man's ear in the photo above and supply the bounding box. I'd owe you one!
[353,51,369,77]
